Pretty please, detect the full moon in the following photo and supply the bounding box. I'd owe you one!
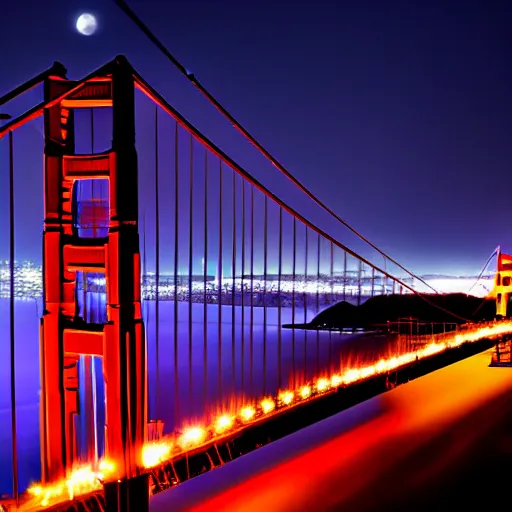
[76,13,98,36]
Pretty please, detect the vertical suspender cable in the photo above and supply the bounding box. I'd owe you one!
[231,171,236,391]
[241,180,245,395]
[143,213,148,409]
[277,207,283,389]
[316,233,320,374]
[143,214,151,430]
[357,260,362,306]
[154,105,160,419]
[217,160,223,400]
[343,251,347,302]
[90,106,95,196]
[143,213,147,317]
[173,122,180,427]
[304,226,308,382]
[292,216,297,388]
[203,149,208,404]
[263,195,268,395]
[90,106,94,183]
[330,242,334,298]
[249,187,254,395]
[9,130,18,505]
[188,133,194,412]
[329,241,334,367]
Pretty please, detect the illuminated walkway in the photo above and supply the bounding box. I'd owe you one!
[151,349,512,511]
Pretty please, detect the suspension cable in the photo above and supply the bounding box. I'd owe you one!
[112,0,438,294]
[154,106,161,419]
[9,130,19,505]
[468,247,498,318]
[131,69,470,322]
[0,62,66,107]
[467,247,498,296]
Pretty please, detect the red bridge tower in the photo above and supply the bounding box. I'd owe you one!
[39,57,147,493]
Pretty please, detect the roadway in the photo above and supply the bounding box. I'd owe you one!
[150,348,512,511]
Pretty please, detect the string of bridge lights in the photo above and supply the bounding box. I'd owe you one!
[19,319,512,511]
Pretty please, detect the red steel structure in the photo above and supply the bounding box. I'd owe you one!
[39,57,147,486]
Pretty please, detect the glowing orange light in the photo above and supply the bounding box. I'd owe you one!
[240,405,256,422]
[331,374,342,387]
[299,385,312,399]
[215,415,235,434]
[25,459,115,508]
[375,360,387,373]
[98,460,114,473]
[179,427,207,448]
[260,397,276,414]
[279,390,295,405]
[316,378,330,392]
[28,485,43,497]
[142,442,172,468]
[360,366,376,379]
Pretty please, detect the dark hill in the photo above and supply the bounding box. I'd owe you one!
[284,293,497,330]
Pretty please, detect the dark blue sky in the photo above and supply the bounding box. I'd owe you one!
[0,0,511,275]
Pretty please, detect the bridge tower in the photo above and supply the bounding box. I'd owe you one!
[493,247,512,318]
[490,247,512,367]
[39,56,147,497]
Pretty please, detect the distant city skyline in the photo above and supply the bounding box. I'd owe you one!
[0,259,494,301]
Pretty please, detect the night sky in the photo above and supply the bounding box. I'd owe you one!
[0,0,511,275]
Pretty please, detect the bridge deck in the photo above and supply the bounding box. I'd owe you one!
[150,348,512,511]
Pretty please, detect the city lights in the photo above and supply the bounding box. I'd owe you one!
[0,261,494,302]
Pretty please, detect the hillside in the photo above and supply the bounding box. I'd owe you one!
[284,293,497,330]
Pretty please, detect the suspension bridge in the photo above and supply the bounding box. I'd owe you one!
[1,22,512,512]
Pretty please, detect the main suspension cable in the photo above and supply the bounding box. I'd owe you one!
[113,0,438,294]
[467,247,498,297]
[131,67,471,323]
